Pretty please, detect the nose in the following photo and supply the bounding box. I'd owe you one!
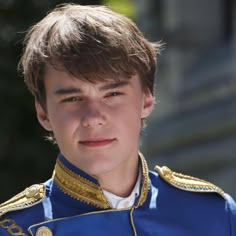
[81,101,106,128]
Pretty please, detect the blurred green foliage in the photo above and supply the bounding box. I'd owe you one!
[102,0,136,19]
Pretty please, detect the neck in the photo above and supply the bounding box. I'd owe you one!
[97,158,139,198]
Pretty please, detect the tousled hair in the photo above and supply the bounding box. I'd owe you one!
[19,4,162,110]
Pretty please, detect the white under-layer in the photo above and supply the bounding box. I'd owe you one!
[103,170,141,209]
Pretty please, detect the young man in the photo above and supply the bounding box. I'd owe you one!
[0,4,235,236]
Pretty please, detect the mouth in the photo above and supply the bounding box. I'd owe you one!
[79,138,116,147]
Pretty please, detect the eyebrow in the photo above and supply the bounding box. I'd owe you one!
[54,88,82,95]
[99,81,130,91]
[54,81,130,95]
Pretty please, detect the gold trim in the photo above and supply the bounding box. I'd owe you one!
[0,217,27,236]
[137,152,149,207]
[53,153,150,209]
[30,208,139,235]
[53,159,110,209]
[28,208,132,234]
[0,184,45,216]
[130,207,137,236]
[155,165,225,197]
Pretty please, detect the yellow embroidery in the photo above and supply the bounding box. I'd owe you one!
[137,153,149,207]
[0,217,27,236]
[53,153,150,209]
[0,184,45,216]
[53,160,110,209]
[155,165,225,197]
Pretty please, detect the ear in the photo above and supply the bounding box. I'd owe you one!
[35,100,53,131]
[141,90,155,118]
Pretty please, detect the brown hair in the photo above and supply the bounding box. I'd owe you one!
[19,3,162,110]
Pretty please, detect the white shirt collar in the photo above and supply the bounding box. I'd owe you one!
[102,170,141,209]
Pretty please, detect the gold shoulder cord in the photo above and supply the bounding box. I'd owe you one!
[0,184,45,235]
[0,217,27,236]
[155,165,225,197]
[0,184,45,216]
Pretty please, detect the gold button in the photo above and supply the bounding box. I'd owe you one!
[35,226,53,236]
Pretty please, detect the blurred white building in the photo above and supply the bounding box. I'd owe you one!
[136,0,236,198]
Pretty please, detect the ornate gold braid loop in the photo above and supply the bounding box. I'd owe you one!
[0,217,27,236]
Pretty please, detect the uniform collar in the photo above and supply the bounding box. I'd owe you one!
[52,152,149,209]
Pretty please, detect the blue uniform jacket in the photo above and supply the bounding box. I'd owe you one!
[0,153,236,235]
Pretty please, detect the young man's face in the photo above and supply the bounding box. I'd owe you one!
[36,66,154,177]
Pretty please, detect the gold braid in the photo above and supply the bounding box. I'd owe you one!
[0,217,27,236]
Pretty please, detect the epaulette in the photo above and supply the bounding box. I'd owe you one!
[0,184,45,216]
[155,165,225,198]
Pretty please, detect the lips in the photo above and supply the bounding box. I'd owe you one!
[79,138,116,147]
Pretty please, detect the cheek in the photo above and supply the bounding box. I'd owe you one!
[48,108,81,136]
[112,102,142,128]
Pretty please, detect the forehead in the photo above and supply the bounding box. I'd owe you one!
[45,64,133,81]
[44,65,141,91]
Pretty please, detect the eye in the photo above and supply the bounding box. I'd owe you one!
[62,96,82,103]
[105,92,123,97]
